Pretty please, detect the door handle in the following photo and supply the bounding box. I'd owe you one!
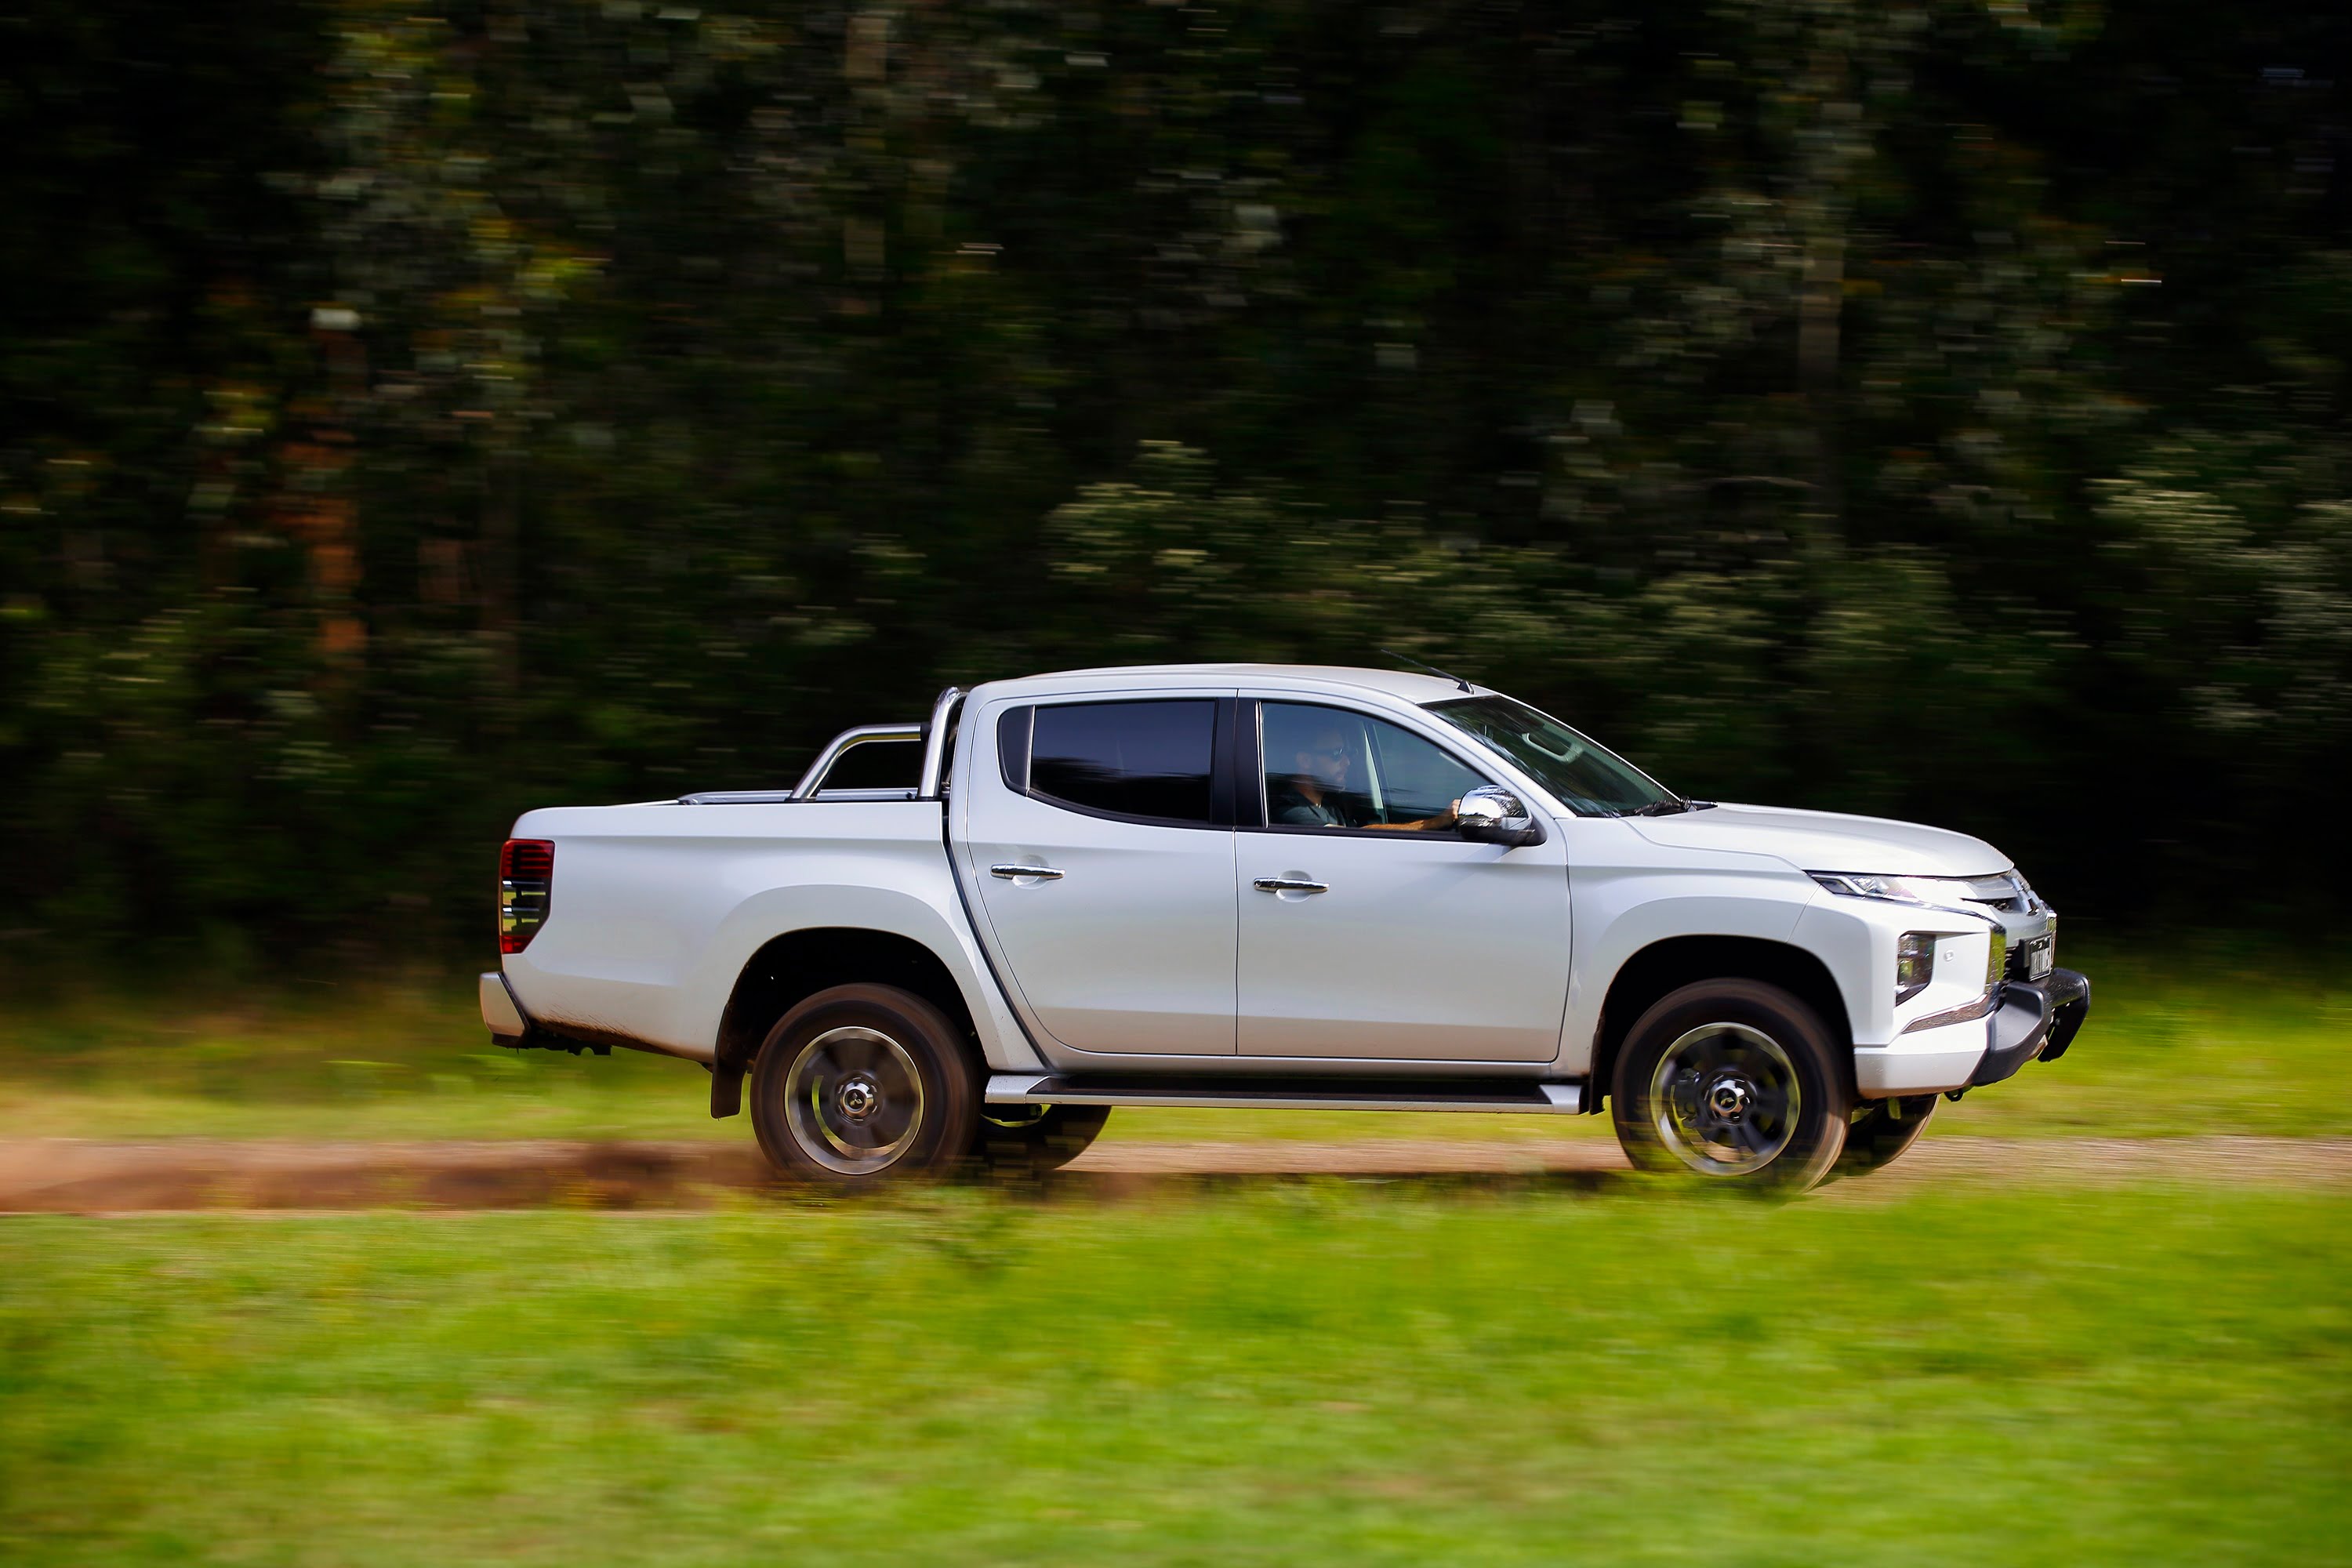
[991,864,1065,880]
[1252,876,1329,895]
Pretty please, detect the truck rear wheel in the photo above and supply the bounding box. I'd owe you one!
[1610,979,1849,1191]
[971,1103,1112,1178]
[750,984,979,1185]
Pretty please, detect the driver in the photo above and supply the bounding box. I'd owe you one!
[1274,723,1459,831]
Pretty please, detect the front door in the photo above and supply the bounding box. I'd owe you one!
[1236,700,1572,1062]
[964,694,1238,1055]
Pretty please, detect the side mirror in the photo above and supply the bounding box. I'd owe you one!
[1456,785,1546,848]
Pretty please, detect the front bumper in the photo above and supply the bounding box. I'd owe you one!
[1969,967,2091,1087]
[1854,967,2090,1098]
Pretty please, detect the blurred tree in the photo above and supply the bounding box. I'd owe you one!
[2,0,2346,965]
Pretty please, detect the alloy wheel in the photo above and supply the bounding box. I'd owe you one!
[783,1025,927,1174]
[1649,1022,1800,1176]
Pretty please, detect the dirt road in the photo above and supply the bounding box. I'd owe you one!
[1,1134,2346,1213]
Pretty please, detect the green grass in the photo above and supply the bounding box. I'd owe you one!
[2,1181,2346,1565]
[2,939,2345,1143]
[0,981,707,1142]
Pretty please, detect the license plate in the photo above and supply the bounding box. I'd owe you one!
[2024,938,2053,979]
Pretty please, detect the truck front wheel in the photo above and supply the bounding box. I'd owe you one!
[750,984,980,1185]
[1831,1094,1938,1180]
[1610,980,1849,1191]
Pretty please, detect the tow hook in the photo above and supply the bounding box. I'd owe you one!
[1944,1087,1968,1102]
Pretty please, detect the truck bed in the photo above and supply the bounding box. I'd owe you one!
[501,798,965,1061]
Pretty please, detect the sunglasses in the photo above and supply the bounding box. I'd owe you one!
[1306,746,1349,761]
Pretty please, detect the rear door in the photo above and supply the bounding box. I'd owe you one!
[962,693,1239,1056]
[1236,699,1573,1062]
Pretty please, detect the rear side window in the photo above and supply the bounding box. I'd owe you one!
[1015,700,1218,825]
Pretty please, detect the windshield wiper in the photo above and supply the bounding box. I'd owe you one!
[1622,800,1693,816]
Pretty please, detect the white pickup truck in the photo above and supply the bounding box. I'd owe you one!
[483,663,2088,1189]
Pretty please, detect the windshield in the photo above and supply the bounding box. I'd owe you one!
[1425,695,1682,816]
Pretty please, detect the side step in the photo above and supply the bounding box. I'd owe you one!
[985,1073,1582,1115]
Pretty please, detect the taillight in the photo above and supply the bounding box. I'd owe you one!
[499,839,554,954]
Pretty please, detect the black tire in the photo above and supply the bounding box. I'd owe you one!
[971,1103,1112,1178]
[1610,979,1850,1191]
[749,983,980,1186]
[1830,1094,1938,1180]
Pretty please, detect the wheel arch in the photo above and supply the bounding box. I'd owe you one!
[717,927,984,1076]
[1588,935,1853,1111]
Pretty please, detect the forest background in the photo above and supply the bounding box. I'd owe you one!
[5,0,2348,972]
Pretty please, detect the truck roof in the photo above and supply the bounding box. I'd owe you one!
[978,662,1490,705]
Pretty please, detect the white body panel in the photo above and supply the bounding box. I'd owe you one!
[1552,818,1817,1078]
[499,798,1040,1069]
[1626,803,2007,879]
[955,682,1242,1057]
[1854,1018,1994,1097]
[1236,830,1570,1061]
[495,662,2058,1103]
[961,739,1239,1054]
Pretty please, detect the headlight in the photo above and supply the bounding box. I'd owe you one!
[1810,871,1984,915]
[1812,868,2046,917]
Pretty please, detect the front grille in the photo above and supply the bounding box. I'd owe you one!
[1960,871,2032,915]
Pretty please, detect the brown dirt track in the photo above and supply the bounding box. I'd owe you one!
[2,1134,2347,1213]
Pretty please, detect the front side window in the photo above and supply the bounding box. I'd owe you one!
[1018,699,1218,825]
[1260,702,1490,833]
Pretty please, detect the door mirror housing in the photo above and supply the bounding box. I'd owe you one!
[1455,785,1546,848]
